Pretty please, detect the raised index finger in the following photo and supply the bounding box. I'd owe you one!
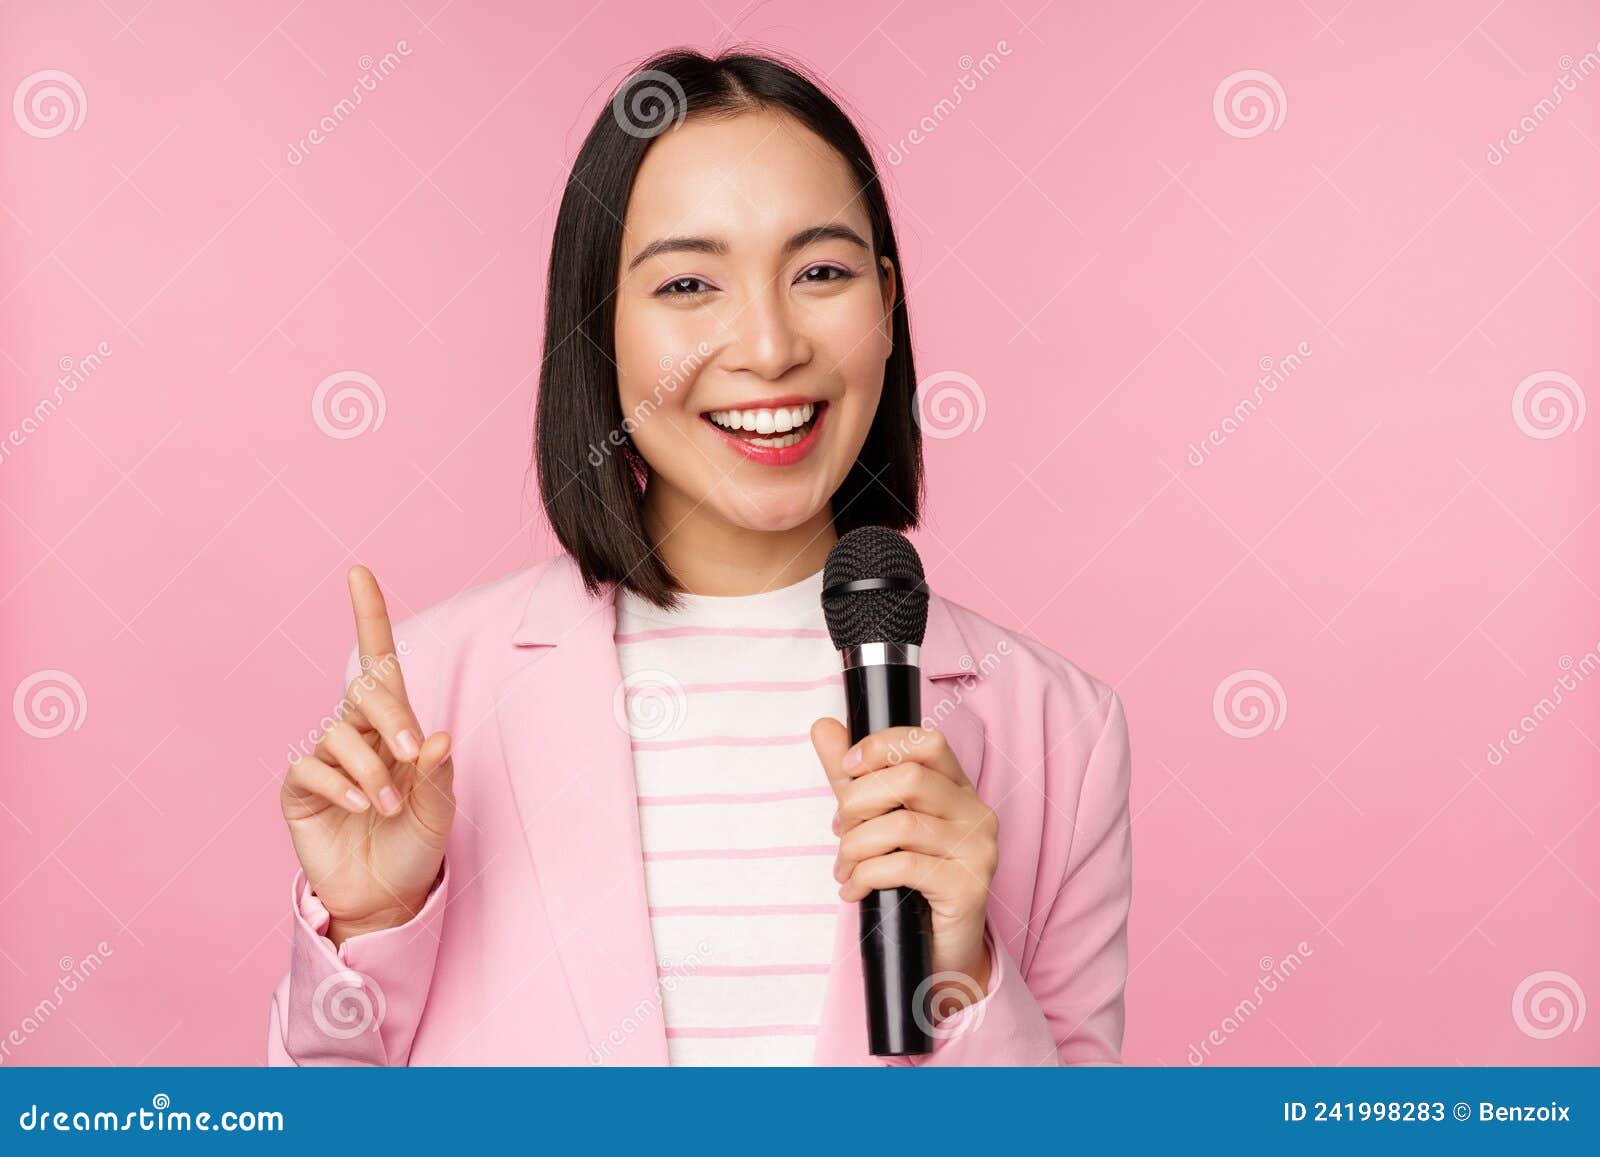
[348,565,398,667]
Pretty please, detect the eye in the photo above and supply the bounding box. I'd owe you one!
[654,276,715,297]
[797,264,854,285]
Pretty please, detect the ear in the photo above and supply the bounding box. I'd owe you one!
[877,255,897,351]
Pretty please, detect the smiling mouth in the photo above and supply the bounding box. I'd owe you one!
[701,401,825,450]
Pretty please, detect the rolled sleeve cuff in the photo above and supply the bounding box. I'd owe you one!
[882,916,1060,1067]
[280,861,449,1065]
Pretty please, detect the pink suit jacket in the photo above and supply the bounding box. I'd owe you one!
[267,552,1133,1066]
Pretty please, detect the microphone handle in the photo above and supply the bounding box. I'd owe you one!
[842,660,934,1056]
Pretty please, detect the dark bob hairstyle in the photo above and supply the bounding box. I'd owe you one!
[535,48,924,609]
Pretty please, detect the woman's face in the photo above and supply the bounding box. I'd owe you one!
[613,109,897,536]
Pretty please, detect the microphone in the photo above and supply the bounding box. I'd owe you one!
[821,526,934,1057]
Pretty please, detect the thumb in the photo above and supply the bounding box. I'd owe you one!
[810,716,852,792]
[407,730,455,842]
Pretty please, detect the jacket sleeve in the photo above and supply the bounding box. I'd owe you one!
[266,861,449,1065]
[885,687,1133,1067]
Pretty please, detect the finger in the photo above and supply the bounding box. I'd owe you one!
[343,672,423,763]
[835,809,954,882]
[840,726,966,785]
[316,720,401,815]
[283,755,371,814]
[810,716,853,792]
[348,565,399,669]
[839,850,954,903]
[404,731,455,844]
[835,761,967,831]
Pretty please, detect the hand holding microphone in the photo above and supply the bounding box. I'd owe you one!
[811,527,998,1055]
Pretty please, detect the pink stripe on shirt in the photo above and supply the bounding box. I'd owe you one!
[615,625,829,643]
[642,844,835,862]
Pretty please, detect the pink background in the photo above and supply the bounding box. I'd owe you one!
[2,0,1595,1065]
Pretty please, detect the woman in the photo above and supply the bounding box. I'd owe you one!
[268,48,1132,1066]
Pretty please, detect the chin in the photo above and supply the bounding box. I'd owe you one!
[715,484,832,534]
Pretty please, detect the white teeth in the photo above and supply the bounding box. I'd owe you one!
[706,402,816,433]
[747,430,803,448]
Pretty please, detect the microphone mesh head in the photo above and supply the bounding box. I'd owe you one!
[822,527,928,649]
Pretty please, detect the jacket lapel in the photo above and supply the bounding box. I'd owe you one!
[493,557,668,1065]
[811,588,986,1064]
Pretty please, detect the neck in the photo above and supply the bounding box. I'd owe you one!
[642,483,836,597]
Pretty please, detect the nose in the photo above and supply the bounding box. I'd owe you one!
[716,286,812,381]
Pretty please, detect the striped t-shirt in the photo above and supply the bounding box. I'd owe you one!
[612,566,845,1065]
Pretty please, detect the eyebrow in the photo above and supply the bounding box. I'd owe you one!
[625,223,870,273]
